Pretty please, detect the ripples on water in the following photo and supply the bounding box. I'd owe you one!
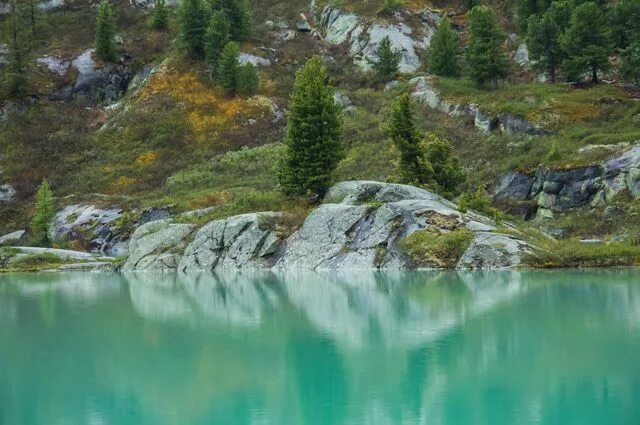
[1,269,640,425]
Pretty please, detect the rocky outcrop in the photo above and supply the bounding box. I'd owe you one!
[319,6,442,73]
[493,145,640,217]
[409,77,549,136]
[122,220,196,271]
[124,181,533,271]
[0,246,115,271]
[0,230,26,246]
[0,183,15,202]
[178,212,285,272]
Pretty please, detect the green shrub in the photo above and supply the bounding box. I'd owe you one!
[526,239,640,268]
[30,180,55,247]
[402,229,474,268]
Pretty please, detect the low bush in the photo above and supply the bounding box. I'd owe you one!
[402,229,474,268]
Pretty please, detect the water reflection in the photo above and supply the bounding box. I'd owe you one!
[1,269,640,425]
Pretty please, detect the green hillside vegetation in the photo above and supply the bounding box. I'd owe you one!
[1,0,640,264]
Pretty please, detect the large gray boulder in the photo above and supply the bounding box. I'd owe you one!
[178,212,285,272]
[457,232,530,269]
[122,220,196,271]
[0,230,26,246]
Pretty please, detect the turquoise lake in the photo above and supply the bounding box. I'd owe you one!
[1,270,640,424]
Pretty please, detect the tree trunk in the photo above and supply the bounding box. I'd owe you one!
[549,67,556,83]
[592,66,598,84]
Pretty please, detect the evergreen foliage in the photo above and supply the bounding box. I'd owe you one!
[371,36,401,82]
[465,6,510,88]
[421,133,465,196]
[527,12,564,82]
[95,0,116,61]
[152,0,169,30]
[218,41,240,94]
[561,2,610,83]
[516,0,552,34]
[609,0,640,50]
[5,0,28,96]
[385,93,432,186]
[621,42,640,86]
[30,179,55,247]
[237,62,259,96]
[204,10,231,71]
[547,0,573,32]
[278,56,343,197]
[210,0,251,41]
[427,17,461,77]
[180,0,208,58]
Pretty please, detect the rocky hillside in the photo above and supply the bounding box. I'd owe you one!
[1,0,640,269]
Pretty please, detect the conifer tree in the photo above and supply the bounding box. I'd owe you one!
[152,0,168,30]
[5,0,28,95]
[561,2,610,83]
[621,42,640,86]
[427,17,461,77]
[371,36,401,81]
[516,0,552,34]
[465,6,510,88]
[237,62,259,95]
[30,179,55,247]
[210,0,251,41]
[95,0,116,61]
[204,10,230,71]
[180,0,208,58]
[218,41,240,94]
[385,93,432,186]
[278,56,343,197]
[547,0,573,32]
[421,133,465,196]
[609,0,640,50]
[527,12,564,82]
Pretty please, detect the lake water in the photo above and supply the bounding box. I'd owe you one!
[1,270,640,425]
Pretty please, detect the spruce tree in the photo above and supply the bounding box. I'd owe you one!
[30,179,55,247]
[548,0,573,32]
[385,93,432,186]
[621,42,640,86]
[95,0,116,61]
[371,35,401,81]
[609,0,640,50]
[5,0,28,96]
[180,0,208,58]
[516,0,552,34]
[210,0,251,41]
[427,17,461,77]
[527,12,564,82]
[218,41,240,94]
[465,6,510,88]
[152,0,168,30]
[278,56,343,197]
[561,2,610,83]
[204,10,230,72]
[237,62,259,96]
[421,133,465,196]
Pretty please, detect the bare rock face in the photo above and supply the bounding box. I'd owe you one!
[493,145,640,216]
[178,212,285,272]
[123,182,533,271]
[122,220,196,271]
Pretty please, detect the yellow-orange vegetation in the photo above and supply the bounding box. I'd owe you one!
[140,68,272,143]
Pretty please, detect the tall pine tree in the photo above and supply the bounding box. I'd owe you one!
[180,0,208,58]
[95,0,116,61]
[371,36,401,81]
[621,41,640,86]
[465,6,510,88]
[278,56,343,197]
[385,93,432,186]
[152,0,168,30]
[218,41,239,94]
[527,12,564,82]
[5,0,28,96]
[210,0,251,41]
[204,10,230,72]
[427,17,461,77]
[30,179,55,247]
[561,1,610,83]
[237,62,259,95]
[516,0,552,34]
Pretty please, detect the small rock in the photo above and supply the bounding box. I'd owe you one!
[383,80,400,92]
[238,53,271,67]
[0,184,16,202]
[36,56,71,75]
[514,43,530,68]
[333,91,352,108]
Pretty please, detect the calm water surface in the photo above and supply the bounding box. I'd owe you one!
[1,270,640,425]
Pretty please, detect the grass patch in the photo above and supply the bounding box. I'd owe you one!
[402,228,474,268]
[526,239,640,268]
